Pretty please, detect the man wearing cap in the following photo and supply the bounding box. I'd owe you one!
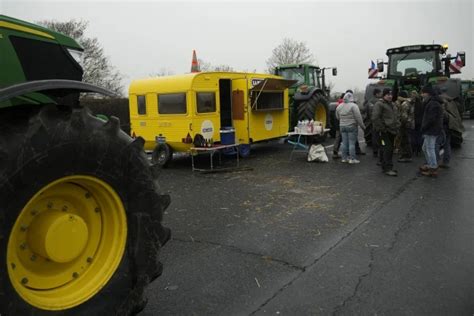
[420,84,443,177]
[372,88,400,176]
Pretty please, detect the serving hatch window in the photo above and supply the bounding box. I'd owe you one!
[196,92,216,113]
[158,93,187,114]
[251,91,284,111]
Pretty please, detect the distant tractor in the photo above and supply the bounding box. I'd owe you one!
[461,80,474,118]
[364,44,466,147]
[274,64,337,139]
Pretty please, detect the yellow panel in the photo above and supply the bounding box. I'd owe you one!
[0,21,55,39]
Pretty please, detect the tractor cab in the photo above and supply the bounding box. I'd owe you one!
[374,45,466,87]
[275,64,337,96]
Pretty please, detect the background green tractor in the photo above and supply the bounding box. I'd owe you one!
[0,15,170,315]
[461,79,474,119]
[275,64,337,140]
[363,44,466,147]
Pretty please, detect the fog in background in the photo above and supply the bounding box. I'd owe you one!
[2,0,473,94]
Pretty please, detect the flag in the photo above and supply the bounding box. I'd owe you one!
[449,54,463,74]
[368,60,378,78]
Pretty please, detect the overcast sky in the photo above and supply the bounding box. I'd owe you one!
[2,0,473,93]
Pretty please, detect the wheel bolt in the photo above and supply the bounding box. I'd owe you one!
[21,277,28,285]
[87,257,93,263]
[20,225,27,232]
[72,272,79,278]
[94,207,100,213]
[11,263,16,270]
[62,205,68,212]
[20,243,27,250]
[47,202,53,209]
[30,254,37,261]
[30,210,38,216]
[85,192,91,199]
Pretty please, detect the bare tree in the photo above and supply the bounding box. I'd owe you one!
[197,59,234,72]
[266,38,315,73]
[38,19,124,96]
[213,64,234,72]
[198,59,211,72]
[150,68,175,77]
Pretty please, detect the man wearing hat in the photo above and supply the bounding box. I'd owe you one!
[372,88,400,176]
[420,83,443,177]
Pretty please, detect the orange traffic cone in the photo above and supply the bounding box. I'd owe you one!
[191,50,200,73]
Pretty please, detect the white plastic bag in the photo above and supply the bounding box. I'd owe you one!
[307,144,328,162]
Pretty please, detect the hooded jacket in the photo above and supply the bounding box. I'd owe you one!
[421,96,443,136]
[335,93,365,129]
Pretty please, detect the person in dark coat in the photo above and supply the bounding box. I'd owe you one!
[420,84,444,177]
[396,90,415,162]
[411,90,424,156]
[372,88,400,176]
[367,88,382,157]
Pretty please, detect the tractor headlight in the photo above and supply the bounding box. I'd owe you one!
[67,48,84,67]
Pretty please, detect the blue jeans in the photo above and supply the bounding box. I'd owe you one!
[422,135,438,168]
[340,125,358,160]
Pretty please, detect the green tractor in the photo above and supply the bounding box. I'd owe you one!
[461,79,474,118]
[274,64,337,139]
[0,15,170,315]
[363,44,466,147]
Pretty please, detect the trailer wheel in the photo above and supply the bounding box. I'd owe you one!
[152,143,173,168]
[0,105,170,315]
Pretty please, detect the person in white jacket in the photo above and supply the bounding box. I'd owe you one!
[336,92,366,163]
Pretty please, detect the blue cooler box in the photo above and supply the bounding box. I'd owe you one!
[220,128,235,145]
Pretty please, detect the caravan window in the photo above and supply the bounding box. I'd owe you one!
[197,92,216,113]
[251,92,284,110]
[158,93,187,114]
[137,95,146,115]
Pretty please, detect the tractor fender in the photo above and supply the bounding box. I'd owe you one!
[293,87,325,101]
[0,79,117,103]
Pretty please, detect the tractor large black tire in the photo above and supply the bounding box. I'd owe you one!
[450,129,463,148]
[363,116,373,146]
[296,93,330,142]
[0,104,171,315]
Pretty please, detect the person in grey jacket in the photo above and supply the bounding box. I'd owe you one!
[372,88,400,176]
[336,92,366,164]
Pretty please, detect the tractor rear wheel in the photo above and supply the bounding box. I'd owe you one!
[296,93,329,142]
[0,104,171,315]
[363,116,373,146]
[450,129,463,148]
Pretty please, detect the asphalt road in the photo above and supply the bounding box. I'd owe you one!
[141,122,474,315]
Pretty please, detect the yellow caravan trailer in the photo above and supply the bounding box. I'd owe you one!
[129,72,295,166]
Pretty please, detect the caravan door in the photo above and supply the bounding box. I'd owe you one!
[231,78,249,145]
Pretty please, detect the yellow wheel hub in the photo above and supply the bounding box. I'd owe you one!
[28,211,89,263]
[7,176,127,311]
